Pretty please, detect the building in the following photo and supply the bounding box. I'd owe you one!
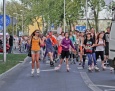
[28,17,43,35]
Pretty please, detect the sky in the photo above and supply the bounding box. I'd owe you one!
[0,0,114,19]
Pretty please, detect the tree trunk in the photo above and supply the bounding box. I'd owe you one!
[94,10,98,32]
[87,19,91,29]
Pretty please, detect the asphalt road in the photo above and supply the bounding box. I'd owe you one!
[0,57,115,91]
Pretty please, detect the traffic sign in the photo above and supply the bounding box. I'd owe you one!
[0,25,3,30]
[0,15,11,26]
[75,26,86,32]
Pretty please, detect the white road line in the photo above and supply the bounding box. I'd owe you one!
[105,89,115,91]
[90,85,115,89]
[77,67,83,70]
[80,72,103,91]
[41,69,55,72]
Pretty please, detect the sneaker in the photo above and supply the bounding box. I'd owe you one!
[31,69,34,77]
[110,67,114,73]
[37,69,40,76]
[55,65,61,71]
[102,66,106,70]
[66,65,70,72]
[94,66,99,71]
[79,62,82,65]
[88,66,92,71]
[50,61,54,67]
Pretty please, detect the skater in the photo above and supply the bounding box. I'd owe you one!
[55,32,75,72]
[69,31,76,64]
[30,29,44,76]
[84,32,99,72]
[44,34,55,67]
[56,32,65,62]
[95,32,106,70]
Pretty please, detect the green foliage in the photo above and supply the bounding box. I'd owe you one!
[10,0,112,32]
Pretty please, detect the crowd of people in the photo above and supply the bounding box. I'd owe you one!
[0,35,30,53]
[0,27,112,76]
[28,27,113,76]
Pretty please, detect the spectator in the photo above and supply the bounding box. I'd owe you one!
[8,35,13,53]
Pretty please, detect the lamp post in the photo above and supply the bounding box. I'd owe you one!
[68,15,71,31]
[20,10,24,35]
[64,0,66,32]
[86,0,88,29]
[13,13,18,35]
[3,0,6,62]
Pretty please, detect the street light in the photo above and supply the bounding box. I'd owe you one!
[68,15,71,30]
[64,0,66,32]
[13,13,18,36]
[86,0,88,29]
[3,0,6,62]
[20,10,24,35]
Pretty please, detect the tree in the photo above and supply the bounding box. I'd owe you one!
[19,0,84,32]
[0,0,29,34]
[88,0,105,32]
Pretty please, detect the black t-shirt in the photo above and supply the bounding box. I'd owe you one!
[84,38,95,54]
[103,32,110,46]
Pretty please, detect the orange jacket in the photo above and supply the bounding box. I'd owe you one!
[50,36,57,46]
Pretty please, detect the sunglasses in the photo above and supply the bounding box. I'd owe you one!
[36,32,39,33]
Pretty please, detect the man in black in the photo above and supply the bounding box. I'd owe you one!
[103,27,111,60]
[8,35,13,53]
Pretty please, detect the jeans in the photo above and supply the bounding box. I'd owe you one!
[87,53,97,66]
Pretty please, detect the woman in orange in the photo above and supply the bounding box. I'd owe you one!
[30,29,44,76]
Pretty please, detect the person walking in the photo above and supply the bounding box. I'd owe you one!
[55,32,75,72]
[30,29,44,76]
[8,35,13,53]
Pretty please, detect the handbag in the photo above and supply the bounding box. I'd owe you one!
[28,37,32,57]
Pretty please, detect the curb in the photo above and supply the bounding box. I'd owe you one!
[0,56,28,80]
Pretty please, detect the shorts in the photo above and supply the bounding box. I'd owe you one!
[46,47,54,53]
[58,46,62,54]
[61,50,70,59]
[105,44,109,55]
[31,50,40,54]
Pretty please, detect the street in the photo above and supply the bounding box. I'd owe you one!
[0,57,115,91]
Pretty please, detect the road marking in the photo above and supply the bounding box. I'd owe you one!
[80,72,103,91]
[90,85,115,89]
[105,89,115,91]
[41,69,55,72]
[77,67,83,70]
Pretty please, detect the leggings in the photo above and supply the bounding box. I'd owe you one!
[87,53,97,66]
[70,52,75,58]
[96,51,104,61]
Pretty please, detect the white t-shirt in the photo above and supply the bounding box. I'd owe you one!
[15,37,19,43]
[57,35,65,45]
[96,40,105,51]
